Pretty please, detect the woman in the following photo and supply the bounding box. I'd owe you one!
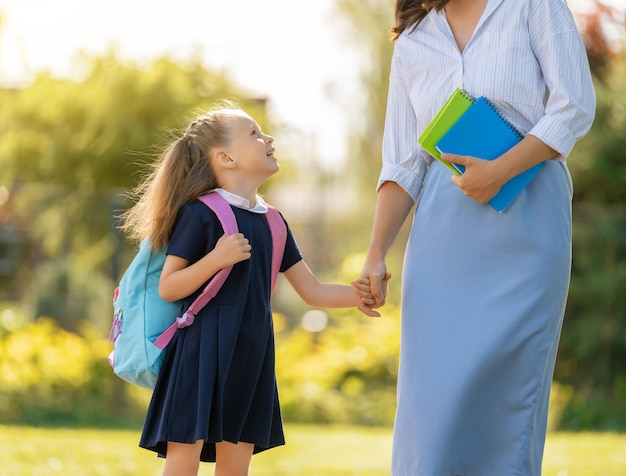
[359,1,595,475]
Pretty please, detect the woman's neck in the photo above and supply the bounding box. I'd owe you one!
[444,0,488,53]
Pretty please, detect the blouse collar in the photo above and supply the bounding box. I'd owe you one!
[212,188,269,214]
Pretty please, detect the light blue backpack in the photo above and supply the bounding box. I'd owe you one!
[108,192,286,389]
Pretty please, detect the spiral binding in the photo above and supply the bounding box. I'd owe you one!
[482,97,523,140]
[459,89,474,102]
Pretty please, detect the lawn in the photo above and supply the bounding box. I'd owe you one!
[0,424,625,475]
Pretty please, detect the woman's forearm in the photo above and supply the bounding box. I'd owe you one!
[494,134,559,184]
[366,181,415,261]
[444,134,560,204]
[360,181,414,307]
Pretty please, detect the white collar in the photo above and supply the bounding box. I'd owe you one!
[212,188,268,214]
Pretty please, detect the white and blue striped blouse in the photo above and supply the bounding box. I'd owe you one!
[379,0,596,202]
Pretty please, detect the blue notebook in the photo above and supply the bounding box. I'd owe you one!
[435,97,545,213]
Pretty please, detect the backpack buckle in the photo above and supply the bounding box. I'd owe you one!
[109,312,121,343]
[176,312,195,328]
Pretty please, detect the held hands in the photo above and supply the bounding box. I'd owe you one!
[351,268,392,318]
[441,153,505,204]
[213,233,252,268]
[352,277,380,317]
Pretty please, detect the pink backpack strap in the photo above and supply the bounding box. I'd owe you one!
[185,193,240,314]
[154,192,238,349]
[265,205,287,294]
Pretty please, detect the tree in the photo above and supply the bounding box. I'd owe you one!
[336,0,394,196]
[555,3,626,429]
[576,0,626,81]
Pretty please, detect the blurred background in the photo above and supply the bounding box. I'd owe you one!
[0,0,624,474]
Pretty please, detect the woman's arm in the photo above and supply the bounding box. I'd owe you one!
[283,260,380,317]
[159,233,251,301]
[441,135,558,204]
[360,181,414,307]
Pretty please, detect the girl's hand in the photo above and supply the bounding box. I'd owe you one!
[352,277,377,307]
[212,233,252,268]
[352,278,383,318]
[441,153,505,204]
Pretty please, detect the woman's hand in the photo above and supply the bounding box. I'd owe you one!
[441,153,505,204]
[212,233,252,268]
[358,258,392,310]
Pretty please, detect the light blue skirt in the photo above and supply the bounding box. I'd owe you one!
[392,160,572,476]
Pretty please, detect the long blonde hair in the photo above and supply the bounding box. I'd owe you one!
[120,102,244,250]
[391,0,449,41]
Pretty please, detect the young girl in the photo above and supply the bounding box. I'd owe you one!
[120,102,379,476]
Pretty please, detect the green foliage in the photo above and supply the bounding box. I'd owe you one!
[556,53,626,430]
[24,259,113,333]
[569,54,626,202]
[0,51,267,190]
[0,314,148,427]
[335,0,394,196]
[276,307,400,426]
[555,203,626,430]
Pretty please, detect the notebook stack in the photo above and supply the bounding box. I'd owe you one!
[418,88,545,212]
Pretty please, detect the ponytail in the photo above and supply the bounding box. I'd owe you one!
[119,103,243,250]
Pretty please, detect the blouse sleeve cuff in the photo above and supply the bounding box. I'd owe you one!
[377,160,428,203]
[528,115,577,160]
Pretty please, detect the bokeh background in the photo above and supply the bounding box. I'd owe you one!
[0,0,624,474]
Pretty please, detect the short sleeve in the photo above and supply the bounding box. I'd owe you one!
[279,217,303,273]
[167,204,212,264]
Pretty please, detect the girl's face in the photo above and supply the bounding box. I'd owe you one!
[225,113,279,181]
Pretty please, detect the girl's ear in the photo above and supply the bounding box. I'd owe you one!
[212,149,236,169]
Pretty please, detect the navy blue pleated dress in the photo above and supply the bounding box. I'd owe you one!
[139,198,302,462]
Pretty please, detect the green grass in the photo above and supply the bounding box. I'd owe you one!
[0,424,625,475]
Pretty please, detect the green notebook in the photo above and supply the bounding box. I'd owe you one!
[418,88,474,175]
